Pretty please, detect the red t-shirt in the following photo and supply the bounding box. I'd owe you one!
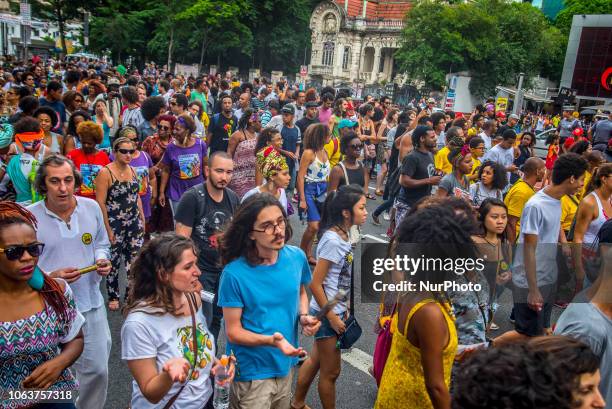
[66,149,110,198]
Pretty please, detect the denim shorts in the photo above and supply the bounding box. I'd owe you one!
[304,182,327,222]
[310,307,345,340]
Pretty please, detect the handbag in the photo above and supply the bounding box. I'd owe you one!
[338,162,361,245]
[163,292,199,409]
[336,261,362,349]
[372,298,397,386]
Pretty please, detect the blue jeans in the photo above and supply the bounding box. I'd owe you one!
[373,197,394,217]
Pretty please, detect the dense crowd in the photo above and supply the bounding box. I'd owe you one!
[0,55,610,409]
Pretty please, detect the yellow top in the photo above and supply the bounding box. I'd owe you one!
[470,157,482,182]
[374,299,457,409]
[434,146,453,175]
[504,179,536,237]
[324,137,342,169]
[467,127,479,138]
[560,195,579,233]
[576,170,591,201]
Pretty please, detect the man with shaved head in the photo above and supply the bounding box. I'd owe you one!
[235,92,251,121]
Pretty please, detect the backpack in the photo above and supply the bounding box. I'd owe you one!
[191,184,240,226]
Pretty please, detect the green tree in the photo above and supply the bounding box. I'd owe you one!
[396,0,565,97]
[555,0,612,35]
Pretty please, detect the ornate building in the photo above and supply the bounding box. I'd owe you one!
[308,0,412,86]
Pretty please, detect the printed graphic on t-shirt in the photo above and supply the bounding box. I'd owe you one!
[80,164,103,195]
[195,210,231,249]
[453,186,471,201]
[338,251,353,292]
[178,153,201,179]
[134,165,149,195]
[177,322,214,380]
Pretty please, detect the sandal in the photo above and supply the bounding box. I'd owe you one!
[108,299,120,311]
[375,190,383,196]
[366,193,377,200]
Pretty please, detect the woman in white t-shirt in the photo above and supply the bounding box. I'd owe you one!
[292,184,367,409]
[242,145,291,213]
[121,233,234,409]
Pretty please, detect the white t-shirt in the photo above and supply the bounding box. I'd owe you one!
[242,186,288,213]
[310,230,352,315]
[478,131,492,151]
[483,144,514,182]
[469,182,502,207]
[121,305,216,409]
[512,189,561,288]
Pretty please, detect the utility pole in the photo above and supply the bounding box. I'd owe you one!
[513,72,524,116]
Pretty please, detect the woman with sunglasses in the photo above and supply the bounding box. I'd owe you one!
[5,86,21,116]
[62,90,85,123]
[329,130,369,194]
[95,136,145,311]
[0,202,84,409]
[142,114,175,233]
[227,108,261,199]
[159,113,207,215]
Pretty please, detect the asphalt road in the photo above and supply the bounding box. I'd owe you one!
[102,185,564,409]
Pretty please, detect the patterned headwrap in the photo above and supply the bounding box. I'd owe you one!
[15,129,44,152]
[449,144,471,168]
[256,146,288,180]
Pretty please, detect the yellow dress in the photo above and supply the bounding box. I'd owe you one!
[374,299,457,409]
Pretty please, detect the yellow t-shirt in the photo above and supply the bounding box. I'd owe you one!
[467,127,479,138]
[434,146,453,175]
[576,170,591,201]
[560,195,579,233]
[470,157,482,182]
[324,137,342,169]
[504,179,536,236]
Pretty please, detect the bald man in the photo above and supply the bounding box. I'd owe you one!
[235,92,251,121]
[504,157,546,242]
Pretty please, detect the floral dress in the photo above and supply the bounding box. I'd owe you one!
[105,166,144,301]
[0,281,84,409]
[228,132,257,199]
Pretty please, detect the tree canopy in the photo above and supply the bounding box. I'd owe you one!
[87,0,318,73]
[555,0,612,35]
[395,0,566,97]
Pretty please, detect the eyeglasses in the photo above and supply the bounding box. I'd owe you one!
[0,243,44,260]
[25,78,34,81]
[350,144,363,149]
[117,148,136,155]
[252,218,286,235]
[74,98,83,103]
[158,125,170,131]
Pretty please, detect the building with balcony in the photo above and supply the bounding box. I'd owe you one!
[308,0,411,87]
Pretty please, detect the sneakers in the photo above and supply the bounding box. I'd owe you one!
[371,214,381,226]
[383,212,391,221]
[489,322,499,331]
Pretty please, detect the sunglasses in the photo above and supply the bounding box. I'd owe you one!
[0,243,44,261]
[170,102,177,106]
[26,78,34,81]
[74,98,83,103]
[350,144,363,149]
[117,148,136,155]
[158,125,170,131]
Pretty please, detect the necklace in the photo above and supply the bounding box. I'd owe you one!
[483,236,498,247]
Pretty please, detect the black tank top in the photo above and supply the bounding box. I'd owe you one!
[339,162,365,188]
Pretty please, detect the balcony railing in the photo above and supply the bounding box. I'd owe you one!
[310,65,334,77]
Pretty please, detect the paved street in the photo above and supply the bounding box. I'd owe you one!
[103,184,563,409]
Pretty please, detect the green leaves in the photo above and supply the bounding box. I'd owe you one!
[396,0,566,97]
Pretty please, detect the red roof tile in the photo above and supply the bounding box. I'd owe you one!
[334,0,412,20]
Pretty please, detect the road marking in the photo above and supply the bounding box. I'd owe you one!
[342,347,373,375]
[368,185,376,191]
[362,234,389,243]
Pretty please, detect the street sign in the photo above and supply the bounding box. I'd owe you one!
[300,65,308,77]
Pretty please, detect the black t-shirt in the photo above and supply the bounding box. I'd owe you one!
[209,113,237,153]
[397,149,435,206]
[295,116,319,136]
[175,184,239,275]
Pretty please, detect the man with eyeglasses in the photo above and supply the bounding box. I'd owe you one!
[218,193,320,408]
[175,151,239,343]
[27,154,112,409]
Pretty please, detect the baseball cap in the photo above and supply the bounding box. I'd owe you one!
[509,114,519,120]
[496,111,506,119]
[305,101,319,108]
[427,97,436,104]
[108,77,120,85]
[338,119,358,129]
[281,105,295,115]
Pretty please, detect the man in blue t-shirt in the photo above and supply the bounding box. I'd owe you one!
[218,194,320,407]
[39,80,66,134]
[278,104,301,195]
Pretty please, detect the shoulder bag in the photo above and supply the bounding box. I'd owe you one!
[336,261,362,349]
[372,296,397,386]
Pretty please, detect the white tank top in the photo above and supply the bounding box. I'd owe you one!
[583,191,610,245]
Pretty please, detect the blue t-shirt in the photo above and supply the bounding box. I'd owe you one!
[39,97,66,134]
[218,245,311,381]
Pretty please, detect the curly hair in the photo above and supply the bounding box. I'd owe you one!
[340,130,360,155]
[255,127,280,154]
[140,96,166,121]
[62,90,84,111]
[13,116,41,134]
[478,160,508,190]
[0,202,70,323]
[302,123,328,152]
[67,110,91,138]
[453,343,574,409]
[77,121,103,144]
[124,232,198,316]
[220,193,292,266]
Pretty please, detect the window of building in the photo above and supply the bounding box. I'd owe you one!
[322,42,334,66]
[342,47,351,70]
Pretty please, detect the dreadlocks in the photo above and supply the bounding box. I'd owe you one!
[0,201,70,322]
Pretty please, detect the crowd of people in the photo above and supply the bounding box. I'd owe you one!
[0,55,610,409]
